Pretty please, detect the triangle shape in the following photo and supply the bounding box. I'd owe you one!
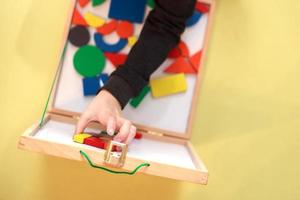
[104,53,128,67]
[164,57,197,74]
[189,51,202,72]
[72,8,88,26]
[78,0,90,8]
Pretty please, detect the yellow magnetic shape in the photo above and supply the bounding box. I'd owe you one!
[84,12,105,28]
[73,133,92,144]
[150,73,187,98]
[128,36,137,46]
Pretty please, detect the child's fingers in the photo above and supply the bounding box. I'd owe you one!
[113,120,131,143]
[106,116,116,136]
[125,125,136,144]
[75,115,90,134]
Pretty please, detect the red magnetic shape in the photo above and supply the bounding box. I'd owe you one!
[195,2,210,13]
[189,51,202,72]
[97,20,118,35]
[168,41,189,58]
[84,137,106,149]
[135,132,143,139]
[72,8,88,26]
[104,52,128,67]
[116,21,134,39]
[164,56,197,74]
[78,0,90,7]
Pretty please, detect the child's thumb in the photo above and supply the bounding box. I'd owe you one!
[75,115,90,134]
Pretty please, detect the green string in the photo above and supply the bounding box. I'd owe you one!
[79,150,150,175]
[39,45,67,128]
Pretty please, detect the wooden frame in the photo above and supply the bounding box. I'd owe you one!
[18,0,215,184]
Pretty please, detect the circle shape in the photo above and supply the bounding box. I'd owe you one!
[69,25,90,47]
[73,45,106,77]
[116,21,134,38]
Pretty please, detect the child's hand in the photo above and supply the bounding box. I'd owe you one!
[75,90,136,144]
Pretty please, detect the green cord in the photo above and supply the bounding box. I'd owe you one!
[80,150,150,175]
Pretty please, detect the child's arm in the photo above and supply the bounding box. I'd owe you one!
[76,0,196,144]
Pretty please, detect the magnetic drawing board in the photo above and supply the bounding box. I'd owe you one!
[53,0,210,135]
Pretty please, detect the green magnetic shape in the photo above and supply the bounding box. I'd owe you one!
[147,0,155,9]
[130,86,150,108]
[73,45,105,77]
[92,0,105,6]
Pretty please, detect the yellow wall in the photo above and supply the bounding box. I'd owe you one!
[1,0,300,199]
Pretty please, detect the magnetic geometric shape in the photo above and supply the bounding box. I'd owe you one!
[195,2,210,13]
[130,86,150,108]
[186,11,202,27]
[84,136,107,149]
[73,133,92,144]
[73,45,106,77]
[128,36,137,46]
[99,73,109,87]
[104,52,128,67]
[97,20,118,35]
[108,0,147,23]
[78,0,90,7]
[164,57,197,74]
[135,132,143,139]
[94,33,127,52]
[190,51,202,72]
[147,0,155,9]
[92,0,105,6]
[68,25,90,47]
[84,12,105,28]
[116,21,134,38]
[150,73,187,98]
[82,76,100,96]
[168,41,189,58]
[72,8,88,26]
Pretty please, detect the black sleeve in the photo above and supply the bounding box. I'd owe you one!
[102,0,196,109]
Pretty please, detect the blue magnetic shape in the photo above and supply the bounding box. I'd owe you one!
[94,33,128,53]
[99,73,109,87]
[186,11,202,27]
[82,77,100,96]
[108,0,147,24]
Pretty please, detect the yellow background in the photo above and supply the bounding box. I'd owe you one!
[1,0,300,199]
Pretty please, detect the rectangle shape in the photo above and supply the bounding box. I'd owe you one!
[150,73,187,98]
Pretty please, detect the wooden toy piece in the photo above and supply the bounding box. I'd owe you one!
[164,57,197,74]
[104,52,128,67]
[84,136,106,149]
[135,132,143,139]
[116,21,134,38]
[150,73,187,98]
[84,12,105,28]
[130,86,150,108]
[73,45,106,77]
[168,41,189,58]
[68,25,90,47]
[186,11,202,27]
[73,133,92,144]
[108,0,147,24]
[195,2,210,13]
[97,20,118,35]
[82,77,100,96]
[92,0,105,7]
[128,36,137,46]
[189,51,202,72]
[94,33,127,53]
[72,8,88,26]
[99,73,109,87]
[78,0,90,7]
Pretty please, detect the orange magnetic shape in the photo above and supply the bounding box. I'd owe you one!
[104,52,128,67]
[168,41,189,58]
[116,21,134,38]
[164,57,197,74]
[78,0,90,7]
[195,2,210,13]
[189,51,202,72]
[97,20,118,35]
[72,8,88,26]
